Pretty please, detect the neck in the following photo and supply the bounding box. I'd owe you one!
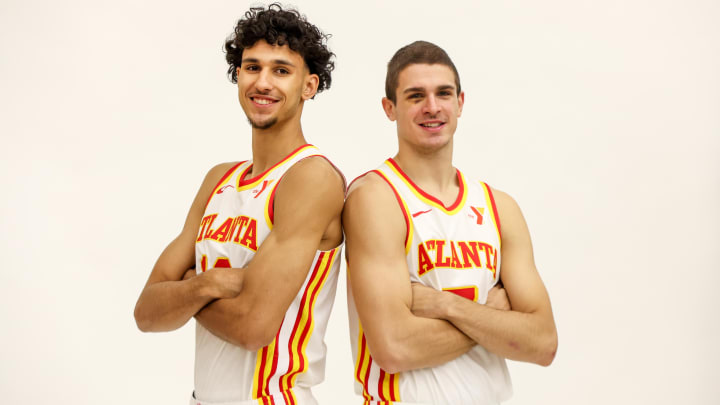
[249,118,307,177]
[393,140,458,202]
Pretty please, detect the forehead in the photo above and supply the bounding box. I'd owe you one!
[242,40,305,67]
[397,63,456,92]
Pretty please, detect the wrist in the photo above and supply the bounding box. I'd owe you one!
[194,271,219,298]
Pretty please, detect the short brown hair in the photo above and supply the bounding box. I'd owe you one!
[385,41,461,103]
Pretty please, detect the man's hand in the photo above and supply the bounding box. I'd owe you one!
[410,283,448,319]
[201,267,245,299]
[411,283,511,321]
[486,284,511,311]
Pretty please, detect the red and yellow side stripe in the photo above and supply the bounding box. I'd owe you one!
[384,159,467,216]
[249,248,338,403]
[354,324,400,404]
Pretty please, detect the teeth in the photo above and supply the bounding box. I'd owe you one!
[254,98,274,105]
[421,123,442,128]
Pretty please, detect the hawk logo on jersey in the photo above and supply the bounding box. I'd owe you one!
[469,206,484,225]
[253,179,275,199]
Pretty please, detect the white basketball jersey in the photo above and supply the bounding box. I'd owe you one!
[194,144,344,405]
[348,158,512,405]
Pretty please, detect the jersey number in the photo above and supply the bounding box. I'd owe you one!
[199,255,232,272]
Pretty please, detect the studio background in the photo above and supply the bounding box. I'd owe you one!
[1,0,718,403]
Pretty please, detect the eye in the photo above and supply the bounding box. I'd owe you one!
[275,67,290,75]
[244,64,260,72]
[408,93,423,100]
[438,90,453,97]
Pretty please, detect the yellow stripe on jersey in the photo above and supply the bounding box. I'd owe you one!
[383,160,468,216]
[479,182,502,250]
[354,324,372,401]
[237,145,317,192]
[279,248,337,392]
[251,337,278,399]
[373,170,414,255]
[264,180,281,229]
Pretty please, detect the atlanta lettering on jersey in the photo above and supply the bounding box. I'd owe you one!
[418,240,498,278]
[196,213,258,251]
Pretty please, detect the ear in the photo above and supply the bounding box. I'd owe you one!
[302,73,320,100]
[236,66,242,80]
[381,97,396,121]
[457,91,465,117]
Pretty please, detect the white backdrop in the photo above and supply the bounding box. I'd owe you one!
[1,0,719,403]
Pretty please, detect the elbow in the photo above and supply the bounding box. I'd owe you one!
[237,330,276,352]
[227,317,280,352]
[535,331,558,367]
[367,339,412,374]
[134,303,153,332]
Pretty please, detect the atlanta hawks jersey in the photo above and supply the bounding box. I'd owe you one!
[348,158,512,405]
[194,144,344,405]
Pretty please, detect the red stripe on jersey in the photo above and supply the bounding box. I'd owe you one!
[387,158,465,211]
[256,345,270,398]
[285,249,335,385]
[264,320,284,396]
[483,182,501,235]
[205,161,245,209]
[279,252,326,392]
[372,170,411,251]
[238,144,313,188]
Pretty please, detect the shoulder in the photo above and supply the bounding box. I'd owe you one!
[487,186,530,239]
[278,155,345,199]
[345,170,405,224]
[487,186,519,212]
[204,161,244,186]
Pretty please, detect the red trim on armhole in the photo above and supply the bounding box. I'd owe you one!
[372,170,411,250]
[267,155,346,225]
[204,161,245,209]
[484,182,501,235]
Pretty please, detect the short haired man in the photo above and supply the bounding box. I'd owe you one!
[134,5,345,405]
[344,41,558,404]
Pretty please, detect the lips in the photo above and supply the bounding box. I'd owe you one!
[250,95,279,107]
[419,120,446,130]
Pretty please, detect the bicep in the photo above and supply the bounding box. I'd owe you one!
[146,162,238,285]
[344,178,414,343]
[495,190,552,315]
[238,158,345,318]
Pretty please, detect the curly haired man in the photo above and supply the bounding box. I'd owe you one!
[134,4,345,404]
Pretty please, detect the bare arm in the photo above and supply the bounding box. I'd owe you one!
[133,163,244,332]
[410,190,558,366]
[194,157,345,351]
[345,173,475,374]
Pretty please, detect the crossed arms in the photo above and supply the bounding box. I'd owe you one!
[343,173,557,374]
[133,157,344,350]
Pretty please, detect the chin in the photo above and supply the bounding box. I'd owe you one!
[247,117,278,130]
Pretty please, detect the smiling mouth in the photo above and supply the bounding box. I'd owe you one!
[420,122,444,128]
[251,96,278,105]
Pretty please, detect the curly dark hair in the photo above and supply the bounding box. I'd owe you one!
[224,3,335,95]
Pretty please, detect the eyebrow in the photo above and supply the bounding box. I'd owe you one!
[241,57,296,67]
[402,84,456,94]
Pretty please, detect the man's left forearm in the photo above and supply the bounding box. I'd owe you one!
[441,291,557,366]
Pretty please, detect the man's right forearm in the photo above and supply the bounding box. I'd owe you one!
[134,275,216,332]
[367,310,475,374]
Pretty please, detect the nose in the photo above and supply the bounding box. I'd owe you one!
[423,94,441,115]
[255,69,272,92]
